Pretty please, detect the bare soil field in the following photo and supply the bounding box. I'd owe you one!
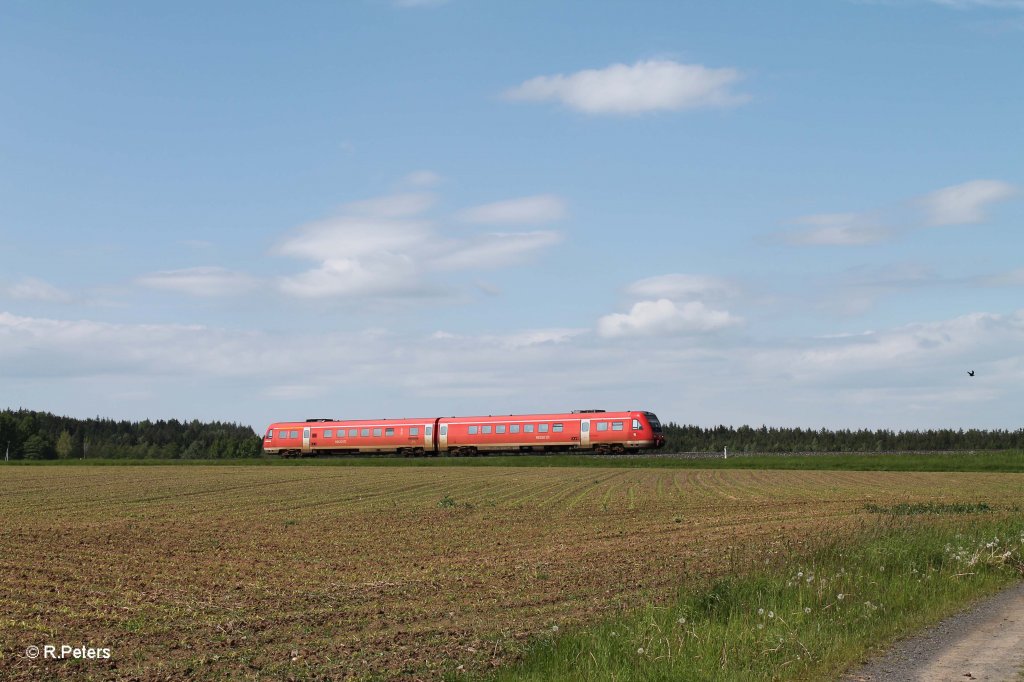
[1,466,1021,680]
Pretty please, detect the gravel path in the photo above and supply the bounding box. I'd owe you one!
[843,581,1024,681]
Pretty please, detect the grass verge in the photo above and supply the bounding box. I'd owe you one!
[482,515,1024,681]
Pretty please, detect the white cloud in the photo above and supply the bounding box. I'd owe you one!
[341,192,436,219]
[137,267,259,297]
[276,188,563,299]
[457,195,567,225]
[597,299,741,338]
[276,193,434,298]
[431,231,561,270]
[4,277,72,303]
[919,179,1017,226]
[277,255,425,298]
[772,310,1024,380]
[780,179,1018,246]
[626,274,739,300]
[279,215,432,261]
[430,327,588,350]
[503,59,749,115]
[781,213,891,246]
[403,170,443,188]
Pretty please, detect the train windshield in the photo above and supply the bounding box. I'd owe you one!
[644,412,663,433]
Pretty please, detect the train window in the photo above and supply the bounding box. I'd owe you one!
[427,426,434,436]
[349,429,358,437]
[597,422,608,432]
[324,429,333,438]
[581,422,589,432]
[385,428,394,437]
[438,425,445,436]
[373,428,382,437]
[266,430,273,439]
[279,430,288,439]
[510,424,520,433]
[496,425,506,434]
[360,428,369,437]
[612,422,624,431]
[553,423,563,433]
[632,419,641,430]
[482,425,492,434]
[468,426,478,435]
[524,424,534,433]
[290,430,299,438]
[410,427,419,436]
[539,424,549,433]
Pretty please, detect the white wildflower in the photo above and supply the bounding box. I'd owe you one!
[837,593,845,601]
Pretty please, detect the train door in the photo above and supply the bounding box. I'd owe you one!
[438,423,449,453]
[302,427,311,454]
[424,423,433,451]
[580,419,591,448]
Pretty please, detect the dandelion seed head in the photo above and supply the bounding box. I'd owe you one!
[768,611,775,619]
[757,608,764,616]
[551,625,559,632]
[677,617,686,625]
[757,623,764,629]
[837,593,845,601]
[637,647,645,655]
[804,607,811,614]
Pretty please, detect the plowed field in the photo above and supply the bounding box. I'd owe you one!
[1,466,1021,680]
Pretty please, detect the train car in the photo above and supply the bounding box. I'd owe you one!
[262,410,665,457]
[437,410,664,455]
[262,417,437,457]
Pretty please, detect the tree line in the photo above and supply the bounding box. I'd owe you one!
[661,422,1024,453]
[2,409,1020,460]
[0,409,262,460]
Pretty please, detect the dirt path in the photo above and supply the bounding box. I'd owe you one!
[845,581,1024,681]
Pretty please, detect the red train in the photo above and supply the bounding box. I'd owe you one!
[262,409,665,457]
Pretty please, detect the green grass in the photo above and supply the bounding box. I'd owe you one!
[7,449,1024,472]
[864,501,995,515]
[483,515,1024,681]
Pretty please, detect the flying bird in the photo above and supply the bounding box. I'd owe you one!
[967,370,975,377]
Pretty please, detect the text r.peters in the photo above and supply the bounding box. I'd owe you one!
[37,645,112,660]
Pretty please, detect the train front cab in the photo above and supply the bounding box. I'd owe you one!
[263,423,308,457]
[641,411,666,449]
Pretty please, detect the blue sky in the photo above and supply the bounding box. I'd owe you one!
[1,0,1022,430]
